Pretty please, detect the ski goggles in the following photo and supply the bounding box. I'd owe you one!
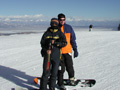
[51,21,58,26]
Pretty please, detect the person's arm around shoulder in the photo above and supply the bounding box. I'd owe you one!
[54,31,67,48]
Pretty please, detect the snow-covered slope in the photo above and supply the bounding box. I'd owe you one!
[0,28,120,90]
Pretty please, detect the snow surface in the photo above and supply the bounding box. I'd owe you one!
[0,28,120,90]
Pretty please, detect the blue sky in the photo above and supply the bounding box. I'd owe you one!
[0,0,120,21]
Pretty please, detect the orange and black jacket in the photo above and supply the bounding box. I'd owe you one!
[60,24,77,54]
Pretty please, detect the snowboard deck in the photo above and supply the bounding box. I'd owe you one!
[12,88,47,90]
[63,79,96,87]
[12,78,96,90]
[12,88,28,90]
[34,77,96,87]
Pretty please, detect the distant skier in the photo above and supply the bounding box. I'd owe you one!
[40,18,67,90]
[89,24,93,31]
[118,24,120,31]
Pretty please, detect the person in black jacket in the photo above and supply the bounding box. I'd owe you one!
[89,24,93,31]
[40,18,67,90]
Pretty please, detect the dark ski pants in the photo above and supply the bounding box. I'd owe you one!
[57,53,75,86]
[40,55,60,90]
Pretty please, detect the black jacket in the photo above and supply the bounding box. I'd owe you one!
[40,27,67,58]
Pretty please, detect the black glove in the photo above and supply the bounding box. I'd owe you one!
[54,41,67,48]
[73,48,78,58]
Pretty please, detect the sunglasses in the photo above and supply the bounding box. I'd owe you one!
[60,19,65,21]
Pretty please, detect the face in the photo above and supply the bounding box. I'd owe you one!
[59,18,65,25]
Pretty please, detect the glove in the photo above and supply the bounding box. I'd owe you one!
[73,48,78,58]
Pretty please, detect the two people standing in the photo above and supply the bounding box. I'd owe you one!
[40,13,78,90]
[40,18,67,90]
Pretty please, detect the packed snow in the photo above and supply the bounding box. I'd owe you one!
[0,28,120,90]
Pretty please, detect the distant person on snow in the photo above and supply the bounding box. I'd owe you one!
[40,18,67,90]
[118,24,120,31]
[57,13,79,90]
[89,24,93,32]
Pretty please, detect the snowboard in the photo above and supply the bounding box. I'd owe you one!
[63,79,96,87]
[12,88,41,90]
[12,88,48,90]
[12,88,28,90]
[12,78,96,90]
[34,77,96,87]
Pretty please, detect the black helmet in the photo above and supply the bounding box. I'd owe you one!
[58,13,65,20]
[50,18,59,27]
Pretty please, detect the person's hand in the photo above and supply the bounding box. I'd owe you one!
[47,50,51,54]
[74,49,78,58]
[51,40,55,44]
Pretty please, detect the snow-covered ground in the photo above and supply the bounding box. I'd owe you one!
[0,28,120,90]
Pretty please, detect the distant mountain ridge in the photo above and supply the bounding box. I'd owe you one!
[0,15,119,30]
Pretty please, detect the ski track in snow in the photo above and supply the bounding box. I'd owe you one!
[0,28,120,90]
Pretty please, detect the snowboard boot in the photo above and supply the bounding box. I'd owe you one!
[69,77,76,86]
[59,84,66,90]
[49,87,55,90]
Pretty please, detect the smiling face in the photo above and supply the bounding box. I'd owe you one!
[59,18,65,26]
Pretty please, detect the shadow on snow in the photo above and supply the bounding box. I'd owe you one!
[0,65,39,89]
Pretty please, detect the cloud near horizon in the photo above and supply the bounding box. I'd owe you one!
[0,14,48,22]
[0,14,120,22]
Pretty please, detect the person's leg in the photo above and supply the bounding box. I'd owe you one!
[40,56,51,90]
[64,53,76,85]
[57,55,66,90]
[64,54,74,78]
[57,55,65,86]
[49,60,60,89]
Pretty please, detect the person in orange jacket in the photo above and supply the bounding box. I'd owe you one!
[57,13,78,90]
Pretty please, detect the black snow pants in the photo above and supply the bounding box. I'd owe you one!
[40,51,60,90]
[57,53,75,86]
